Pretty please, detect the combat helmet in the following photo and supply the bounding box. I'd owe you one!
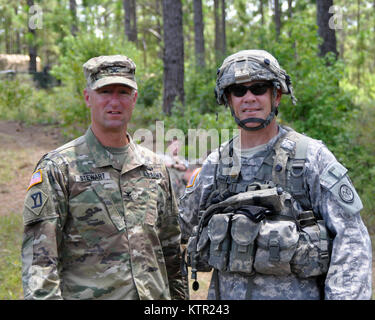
[215,49,297,131]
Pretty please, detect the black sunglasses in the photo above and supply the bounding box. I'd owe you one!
[228,83,273,97]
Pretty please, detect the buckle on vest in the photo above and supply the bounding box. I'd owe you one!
[298,210,316,228]
[291,159,305,177]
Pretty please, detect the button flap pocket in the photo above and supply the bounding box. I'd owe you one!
[257,220,299,249]
[231,214,261,246]
[93,183,126,232]
[208,213,231,243]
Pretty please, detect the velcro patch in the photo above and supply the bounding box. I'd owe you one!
[27,169,43,190]
[24,189,48,217]
[186,168,201,188]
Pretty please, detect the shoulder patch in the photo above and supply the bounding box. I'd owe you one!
[186,168,201,188]
[27,169,43,190]
[24,188,49,218]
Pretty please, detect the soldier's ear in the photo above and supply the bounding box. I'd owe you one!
[83,88,91,108]
[275,89,282,106]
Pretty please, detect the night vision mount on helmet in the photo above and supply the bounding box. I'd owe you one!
[214,50,297,131]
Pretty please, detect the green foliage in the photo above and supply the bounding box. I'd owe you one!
[0,213,23,300]
[0,75,58,124]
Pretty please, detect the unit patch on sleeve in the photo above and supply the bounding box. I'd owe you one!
[27,169,43,190]
[339,184,354,203]
[24,189,48,217]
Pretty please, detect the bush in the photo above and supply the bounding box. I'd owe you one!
[0,75,59,125]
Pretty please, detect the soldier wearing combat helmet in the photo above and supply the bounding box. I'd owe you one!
[179,49,372,300]
[21,55,187,300]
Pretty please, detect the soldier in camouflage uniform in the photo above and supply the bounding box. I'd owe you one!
[21,55,187,300]
[179,50,372,300]
[159,139,190,200]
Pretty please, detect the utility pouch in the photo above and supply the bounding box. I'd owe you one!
[254,219,299,275]
[229,214,261,274]
[208,213,232,271]
[187,226,212,272]
[291,220,331,278]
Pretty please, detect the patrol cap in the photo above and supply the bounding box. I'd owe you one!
[83,55,137,90]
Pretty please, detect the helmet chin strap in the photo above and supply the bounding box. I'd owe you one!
[228,86,279,132]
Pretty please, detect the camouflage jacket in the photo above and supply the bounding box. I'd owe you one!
[22,127,187,300]
[179,126,372,300]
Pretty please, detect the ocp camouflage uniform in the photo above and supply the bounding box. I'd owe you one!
[22,127,187,300]
[179,126,372,300]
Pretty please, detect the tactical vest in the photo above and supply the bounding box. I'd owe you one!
[187,127,331,289]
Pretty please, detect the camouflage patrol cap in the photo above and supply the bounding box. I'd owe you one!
[215,49,296,105]
[83,55,137,90]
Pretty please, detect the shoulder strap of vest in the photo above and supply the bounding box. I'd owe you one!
[272,128,312,210]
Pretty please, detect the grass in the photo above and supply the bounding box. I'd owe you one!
[0,213,23,300]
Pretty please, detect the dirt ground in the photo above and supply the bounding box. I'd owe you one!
[0,120,373,299]
[0,120,63,217]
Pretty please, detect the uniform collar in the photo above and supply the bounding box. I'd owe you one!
[84,127,145,173]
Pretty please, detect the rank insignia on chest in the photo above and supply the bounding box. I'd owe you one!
[27,169,43,190]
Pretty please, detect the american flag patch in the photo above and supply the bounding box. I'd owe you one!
[186,167,201,188]
[27,169,43,190]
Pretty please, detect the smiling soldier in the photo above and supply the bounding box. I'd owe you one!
[179,49,372,300]
[21,55,187,300]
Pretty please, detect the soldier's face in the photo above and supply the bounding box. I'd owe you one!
[227,80,281,129]
[84,84,137,133]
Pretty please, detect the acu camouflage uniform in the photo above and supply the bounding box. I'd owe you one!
[180,49,372,300]
[179,126,372,300]
[22,127,186,300]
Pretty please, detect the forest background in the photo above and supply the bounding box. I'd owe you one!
[0,0,374,299]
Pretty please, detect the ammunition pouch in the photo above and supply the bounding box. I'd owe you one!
[291,219,331,278]
[188,187,331,279]
[229,213,260,274]
[208,213,232,271]
[254,218,299,275]
[187,225,211,272]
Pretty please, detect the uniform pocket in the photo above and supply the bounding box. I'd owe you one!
[69,183,125,246]
[229,214,261,274]
[254,219,299,275]
[123,177,158,227]
[291,220,331,278]
[208,213,232,271]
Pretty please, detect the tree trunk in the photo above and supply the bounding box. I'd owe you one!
[274,0,281,41]
[123,0,138,43]
[214,0,226,62]
[220,0,226,57]
[27,0,37,73]
[193,0,205,68]
[69,0,78,36]
[162,0,184,115]
[15,6,21,53]
[214,0,220,61]
[316,0,338,59]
